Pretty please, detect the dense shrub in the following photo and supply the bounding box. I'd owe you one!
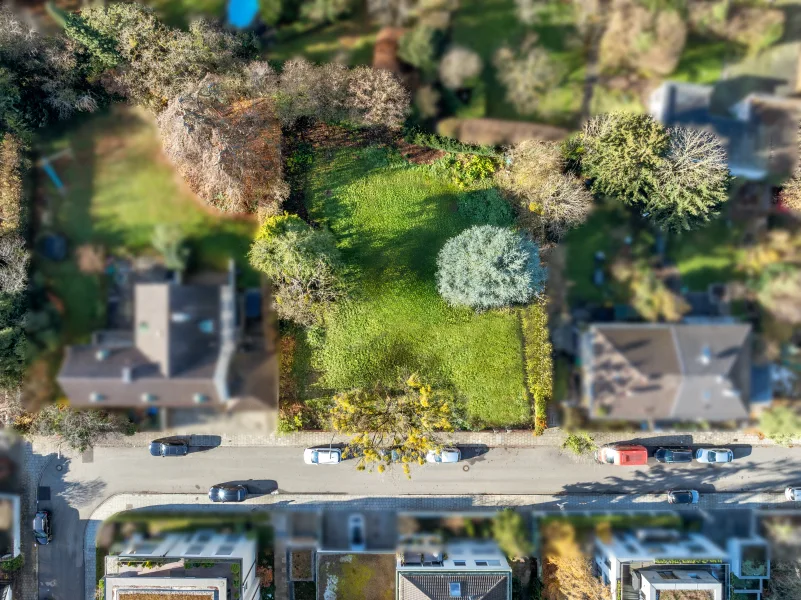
[439,46,483,90]
[249,214,345,325]
[0,291,29,388]
[32,404,134,452]
[496,140,592,242]
[0,233,28,294]
[301,0,355,23]
[689,1,784,55]
[0,135,25,234]
[441,153,496,188]
[599,0,687,77]
[522,302,551,435]
[404,128,499,157]
[436,225,546,310]
[398,25,439,75]
[561,432,596,455]
[456,188,514,226]
[494,35,564,116]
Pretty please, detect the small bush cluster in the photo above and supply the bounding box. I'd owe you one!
[494,34,564,117]
[441,153,497,189]
[456,188,514,226]
[522,302,552,435]
[561,432,596,455]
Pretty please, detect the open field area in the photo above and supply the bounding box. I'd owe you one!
[302,147,530,426]
[37,105,258,344]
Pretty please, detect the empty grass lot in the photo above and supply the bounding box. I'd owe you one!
[305,147,530,427]
[38,105,257,343]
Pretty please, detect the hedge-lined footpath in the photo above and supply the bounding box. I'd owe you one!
[522,301,552,436]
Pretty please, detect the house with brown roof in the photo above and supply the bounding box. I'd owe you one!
[580,323,755,425]
[57,263,275,425]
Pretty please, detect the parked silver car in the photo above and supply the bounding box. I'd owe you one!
[304,448,342,465]
[695,448,733,463]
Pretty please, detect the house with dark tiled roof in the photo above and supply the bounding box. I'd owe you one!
[396,537,511,600]
[580,323,757,425]
[57,263,275,423]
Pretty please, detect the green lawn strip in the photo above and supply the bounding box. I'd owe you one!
[667,219,745,291]
[451,0,584,126]
[38,107,257,344]
[305,147,529,426]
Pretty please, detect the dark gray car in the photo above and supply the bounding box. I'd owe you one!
[655,447,693,464]
[208,484,248,503]
[149,439,189,457]
[33,510,52,545]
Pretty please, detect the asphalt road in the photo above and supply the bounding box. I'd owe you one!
[35,444,801,599]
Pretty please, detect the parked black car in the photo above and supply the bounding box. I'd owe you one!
[655,447,693,464]
[149,439,189,457]
[208,484,248,503]
[33,510,52,545]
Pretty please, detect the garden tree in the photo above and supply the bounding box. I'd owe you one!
[0,292,28,388]
[259,0,283,25]
[0,233,28,294]
[438,46,482,90]
[151,224,190,272]
[0,134,25,234]
[493,35,564,116]
[492,509,533,560]
[599,0,686,77]
[436,225,547,310]
[543,520,607,600]
[301,0,355,23]
[647,127,729,231]
[347,66,410,128]
[0,8,98,135]
[32,404,133,452]
[495,140,593,242]
[688,2,784,55]
[0,388,23,428]
[398,25,440,75]
[330,375,456,477]
[248,214,345,325]
[157,74,287,215]
[754,266,801,326]
[611,258,690,322]
[572,113,729,231]
[779,123,801,214]
[47,2,121,74]
[768,560,801,599]
[79,3,255,111]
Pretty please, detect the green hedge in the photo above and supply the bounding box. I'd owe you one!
[521,302,552,435]
[403,128,500,158]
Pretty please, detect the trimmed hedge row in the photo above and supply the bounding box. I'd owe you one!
[403,127,500,158]
[522,301,552,435]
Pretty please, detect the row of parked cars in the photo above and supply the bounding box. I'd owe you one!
[595,444,735,465]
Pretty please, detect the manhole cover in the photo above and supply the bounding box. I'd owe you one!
[38,486,50,501]
[462,465,469,472]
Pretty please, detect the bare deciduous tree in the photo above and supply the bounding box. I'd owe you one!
[493,35,564,116]
[157,75,285,215]
[438,46,483,90]
[0,387,23,428]
[348,66,409,128]
[0,233,28,294]
[496,140,593,242]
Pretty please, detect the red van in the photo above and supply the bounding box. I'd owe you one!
[595,444,648,466]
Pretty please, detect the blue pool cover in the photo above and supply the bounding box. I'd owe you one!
[227,0,259,28]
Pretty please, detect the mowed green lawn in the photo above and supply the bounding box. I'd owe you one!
[39,105,257,342]
[305,148,529,426]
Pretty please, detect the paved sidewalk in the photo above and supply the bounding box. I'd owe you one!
[83,491,789,600]
[93,427,784,449]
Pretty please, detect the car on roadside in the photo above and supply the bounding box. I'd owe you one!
[785,487,801,501]
[595,444,648,466]
[33,510,52,545]
[304,447,342,465]
[667,490,699,505]
[149,438,189,457]
[348,514,366,551]
[655,447,693,464]
[208,484,248,503]
[425,447,461,464]
[695,448,734,464]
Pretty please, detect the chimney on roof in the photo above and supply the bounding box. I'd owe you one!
[122,366,133,383]
[698,345,712,365]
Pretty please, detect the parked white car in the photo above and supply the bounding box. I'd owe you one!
[303,448,342,465]
[695,448,734,463]
[785,487,801,501]
[348,514,366,551]
[425,447,461,463]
